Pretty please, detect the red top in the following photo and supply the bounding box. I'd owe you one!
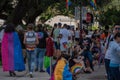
[46,37,54,57]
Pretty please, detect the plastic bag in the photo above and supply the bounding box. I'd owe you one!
[44,56,50,68]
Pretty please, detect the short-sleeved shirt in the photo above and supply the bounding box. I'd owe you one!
[79,37,92,51]
[59,28,70,44]
[53,28,60,42]
[37,31,48,48]
[25,31,37,50]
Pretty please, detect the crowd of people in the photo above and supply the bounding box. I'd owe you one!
[0,22,120,80]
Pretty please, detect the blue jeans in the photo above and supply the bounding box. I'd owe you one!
[83,51,94,71]
[110,67,120,80]
[26,50,36,73]
[105,59,111,80]
[36,48,46,70]
[54,41,60,50]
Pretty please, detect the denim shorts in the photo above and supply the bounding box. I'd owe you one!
[54,41,60,49]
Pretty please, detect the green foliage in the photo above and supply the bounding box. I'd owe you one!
[39,0,113,22]
[45,24,52,30]
[99,8,120,26]
[40,1,75,21]
[0,0,119,27]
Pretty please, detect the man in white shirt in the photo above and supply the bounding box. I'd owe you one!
[104,24,120,80]
[59,24,71,54]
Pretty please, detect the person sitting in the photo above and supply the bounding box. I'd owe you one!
[69,48,92,79]
[50,53,72,80]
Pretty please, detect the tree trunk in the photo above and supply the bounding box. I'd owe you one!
[26,10,43,24]
[7,0,28,26]
[13,0,28,25]
[7,0,43,26]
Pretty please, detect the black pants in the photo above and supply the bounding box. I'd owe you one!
[104,59,111,80]
[110,67,120,80]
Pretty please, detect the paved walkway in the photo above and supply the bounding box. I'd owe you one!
[77,65,107,80]
[0,65,106,80]
[0,66,50,80]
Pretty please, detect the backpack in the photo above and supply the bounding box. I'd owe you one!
[25,31,36,45]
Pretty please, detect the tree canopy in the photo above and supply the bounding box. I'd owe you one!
[0,0,117,26]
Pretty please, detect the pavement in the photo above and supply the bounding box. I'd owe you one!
[0,66,50,80]
[77,65,107,80]
[0,64,107,80]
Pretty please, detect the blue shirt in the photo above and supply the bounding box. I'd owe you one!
[109,40,120,67]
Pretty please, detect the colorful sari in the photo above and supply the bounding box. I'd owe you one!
[1,32,25,71]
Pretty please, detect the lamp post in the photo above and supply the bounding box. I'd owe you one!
[79,1,82,38]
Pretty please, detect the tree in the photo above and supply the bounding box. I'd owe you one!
[0,0,14,20]
[0,0,112,26]
[99,8,120,26]
[97,0,120,26]
[0,0,61,25]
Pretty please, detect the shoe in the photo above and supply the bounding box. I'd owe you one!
[12,72,16,77]
[9,71,16,77]
[39,69,45,72]
[30,74,33,78]
[9,72,12,77]
[29,73,33,78]
[35,68,38,72]
[84,70,91,74]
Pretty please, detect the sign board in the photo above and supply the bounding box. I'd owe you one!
[82,7,87,20]
[75,7,80,20]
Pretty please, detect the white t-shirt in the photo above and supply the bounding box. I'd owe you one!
[105,35,114,59]
[75,30,80,38]
[70,30,74,36]
[68,30,74,40]
[59,28,70,44]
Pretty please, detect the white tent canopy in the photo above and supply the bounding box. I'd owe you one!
[45,15,77,29]
[0,19,5,26]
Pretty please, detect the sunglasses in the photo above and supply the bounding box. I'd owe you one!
[115,28,120,30]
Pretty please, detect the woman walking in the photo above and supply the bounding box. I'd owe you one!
[1,23,25,76]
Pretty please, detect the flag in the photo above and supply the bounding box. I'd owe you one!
[90,0,97,10]
[66,0,72,9]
